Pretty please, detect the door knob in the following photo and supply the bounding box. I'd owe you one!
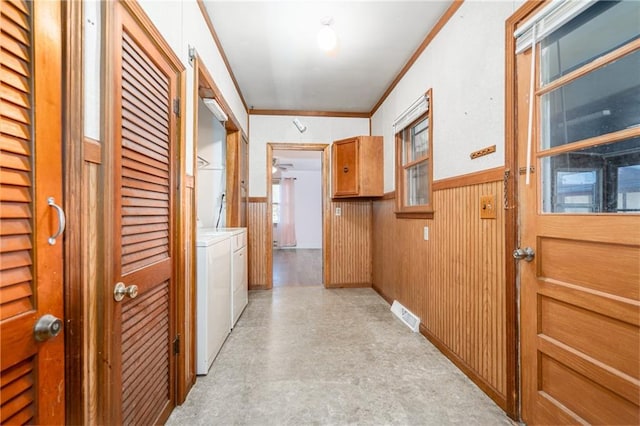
[513,247,535,262]
[34,314,63,341]
[114,282,139,301]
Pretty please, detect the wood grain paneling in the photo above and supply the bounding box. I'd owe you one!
[84,162,99,425]
[0,357,35,424]
[120,31,170,275]
[121,281,170,425]
[248,198,372,288]
[1,1,65,423]
[372,180,507,407]
[248,201,268,288]
[179,185,195,399]
[101,2,182,423]
[0,0,34,325]
[327,200,372,287]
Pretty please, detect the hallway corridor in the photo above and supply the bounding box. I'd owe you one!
[167,287,512,425]
[273,249,323,287]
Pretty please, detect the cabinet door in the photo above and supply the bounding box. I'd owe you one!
[333,138,358,196]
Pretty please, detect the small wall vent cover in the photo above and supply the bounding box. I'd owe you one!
[390,300,420,332]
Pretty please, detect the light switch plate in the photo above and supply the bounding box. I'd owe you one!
[423,226,429,240]
[335,207,341,216]
[480,195,496,219]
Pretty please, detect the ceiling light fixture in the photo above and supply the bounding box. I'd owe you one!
[317,17,336,52]
[293,118,307,133]
[202,98,228,122]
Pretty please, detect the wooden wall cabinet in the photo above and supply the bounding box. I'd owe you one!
[332,136,383,198]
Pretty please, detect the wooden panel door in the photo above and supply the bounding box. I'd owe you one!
[332,138,358,196]
[105,2,181,424]
[516,6,640,424]
[0,0,64,424]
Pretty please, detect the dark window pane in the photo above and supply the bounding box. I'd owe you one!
[541,0,640,84]
[541,49,640,149]
[541,137,640,213]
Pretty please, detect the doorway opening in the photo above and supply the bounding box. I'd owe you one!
[266,143,330,289]
[271,149,323,287]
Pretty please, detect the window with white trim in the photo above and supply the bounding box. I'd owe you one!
[395,89,433,218]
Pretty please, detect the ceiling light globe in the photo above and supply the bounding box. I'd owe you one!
[317,25,336,51]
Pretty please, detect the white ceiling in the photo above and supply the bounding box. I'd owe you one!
[203,1,452,113]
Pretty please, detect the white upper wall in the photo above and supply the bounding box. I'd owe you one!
[138,0,248,176]
[372,1,522,192]
[249,115,369,196]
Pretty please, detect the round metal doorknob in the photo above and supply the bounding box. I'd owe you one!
[114,282,139,301]
[513,247,535,262]
[34,314,63,342]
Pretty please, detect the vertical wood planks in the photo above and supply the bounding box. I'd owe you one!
[248,202,268,288]
[372,180,506,404]
[248,199,373,288]
[327,200,372,286]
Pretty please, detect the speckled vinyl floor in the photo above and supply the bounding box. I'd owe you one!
[167,286,514,426]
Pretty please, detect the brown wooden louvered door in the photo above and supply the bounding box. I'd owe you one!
[106,2,180,424]
[0,0,64,424]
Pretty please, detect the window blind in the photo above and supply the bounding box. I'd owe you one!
[393,94,429,133]
[514,0,596,54]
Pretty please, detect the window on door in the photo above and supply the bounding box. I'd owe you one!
[533,0,640,213]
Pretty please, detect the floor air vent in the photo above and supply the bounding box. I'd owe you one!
[390,300,420,332]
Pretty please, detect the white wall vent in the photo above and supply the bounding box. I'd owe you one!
[390,300,420,332]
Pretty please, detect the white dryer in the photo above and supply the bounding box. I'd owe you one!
[201,227,248,328]
[196,231,231,375]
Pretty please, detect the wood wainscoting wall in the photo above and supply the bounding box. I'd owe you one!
[372,168,508,409]
[177,175,196,403]
[327,200,372,287]
[83,141,101,424]
[248,198,269,289]
[247,197,372,288]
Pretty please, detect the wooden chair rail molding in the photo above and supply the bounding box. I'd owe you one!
[378,167,505,201]
[432,167,505,191]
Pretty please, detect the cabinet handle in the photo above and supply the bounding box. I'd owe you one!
[343,166,349,173]
[47,197,66,245]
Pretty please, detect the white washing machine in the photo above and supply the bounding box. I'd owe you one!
[196,231,231,375]
[201,227,248,328]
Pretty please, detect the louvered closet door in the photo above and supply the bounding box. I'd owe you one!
[0,0,64,424]
[109,3,178,424]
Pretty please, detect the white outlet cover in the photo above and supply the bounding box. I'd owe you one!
[423,226,429,240]
[335,207,341,216]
